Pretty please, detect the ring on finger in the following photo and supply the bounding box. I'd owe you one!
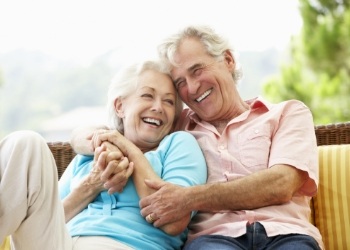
[146,213,156,223]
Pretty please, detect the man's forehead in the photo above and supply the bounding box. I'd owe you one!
[171,56,211,73]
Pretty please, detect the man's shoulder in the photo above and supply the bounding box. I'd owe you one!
[175,108,194,130]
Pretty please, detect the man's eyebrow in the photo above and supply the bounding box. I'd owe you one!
[172,62,204,83]
[188,63,203,72]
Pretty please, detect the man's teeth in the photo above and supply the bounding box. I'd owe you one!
[143,118,161,126]
[196,89,211,102]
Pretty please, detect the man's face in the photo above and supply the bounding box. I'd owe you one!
[170,38,239,122]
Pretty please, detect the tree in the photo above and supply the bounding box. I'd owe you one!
[262,0,350,124]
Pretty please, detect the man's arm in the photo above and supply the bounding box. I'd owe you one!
[140,164,309,228]
[70,125,109,155]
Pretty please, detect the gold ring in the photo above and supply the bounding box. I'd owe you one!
[146,214,156,223]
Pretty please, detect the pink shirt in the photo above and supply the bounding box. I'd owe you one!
[176,97,323,249]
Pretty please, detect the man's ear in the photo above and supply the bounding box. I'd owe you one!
[115,98,125,118]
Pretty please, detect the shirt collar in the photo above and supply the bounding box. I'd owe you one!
[246,96,272,111]
[187,96,272,123]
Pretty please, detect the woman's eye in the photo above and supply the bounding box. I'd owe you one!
[165,99,175,105]
[141,93,153,98]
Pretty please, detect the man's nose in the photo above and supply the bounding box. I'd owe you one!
[187,78,200,94]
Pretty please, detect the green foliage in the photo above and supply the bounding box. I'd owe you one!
[262,0,350,125]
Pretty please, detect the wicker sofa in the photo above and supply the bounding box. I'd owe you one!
[1,122,350,250]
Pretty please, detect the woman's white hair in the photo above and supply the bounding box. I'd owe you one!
[107,60,183,134]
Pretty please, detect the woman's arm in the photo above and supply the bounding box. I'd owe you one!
[62,168,104,222]
[96,131,199,235]
[61,143,131,222]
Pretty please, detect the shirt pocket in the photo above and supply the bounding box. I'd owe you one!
[238,125,271,170]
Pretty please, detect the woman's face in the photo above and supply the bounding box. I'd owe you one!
[116,69,177,151]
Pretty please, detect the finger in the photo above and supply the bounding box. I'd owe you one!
[94,148,108,170]
[104,163,134,188]
[105,150,125,164]
[106,179,127,194]
[91,129,109,149]
[152,217,166,228]
[105,163,134,194]
[100,159,121,181]
[139,195,155,216]
[112,157,130,174]
[101,154,129,181]
[145,213,157,224]
[97,132,120,147]
[92,133,103,150]
[144,179,166,190]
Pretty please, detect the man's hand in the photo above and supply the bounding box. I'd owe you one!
[70,125,109,155]
[94,141,134,194]
[139,179,191,228]
[88,128,111,152]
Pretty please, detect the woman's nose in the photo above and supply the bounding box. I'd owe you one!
[151,100,163,113]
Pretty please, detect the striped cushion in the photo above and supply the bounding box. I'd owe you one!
[314,145,350,250]
[0,237,10,250]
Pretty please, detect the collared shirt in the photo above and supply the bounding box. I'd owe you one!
[175,97,324,250]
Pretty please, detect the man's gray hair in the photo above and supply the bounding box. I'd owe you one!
[157,25,243,82]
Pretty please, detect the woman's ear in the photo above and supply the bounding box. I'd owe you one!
[115,98,125,118]
[224,50,235,71]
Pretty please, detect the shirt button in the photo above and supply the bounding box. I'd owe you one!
[254,129,259,134]
[219,144,225,150]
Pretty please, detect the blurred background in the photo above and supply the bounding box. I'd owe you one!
[1,0,349,141]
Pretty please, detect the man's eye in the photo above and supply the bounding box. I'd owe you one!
[175,80,186,90]
[193,67,203,76]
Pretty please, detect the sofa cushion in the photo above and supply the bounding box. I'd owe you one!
[314,145,350,250]
[0,237,10,250]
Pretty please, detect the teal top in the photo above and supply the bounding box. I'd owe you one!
[59,131,207,250]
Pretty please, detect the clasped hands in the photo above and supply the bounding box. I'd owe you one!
[88,129,134,194]
[86,129,190,228]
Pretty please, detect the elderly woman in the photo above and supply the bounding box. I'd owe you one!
[0,60,207,250]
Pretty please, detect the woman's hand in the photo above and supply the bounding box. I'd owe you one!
[62,164,105,223]
[94,140,134,194]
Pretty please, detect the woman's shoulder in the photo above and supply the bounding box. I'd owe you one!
[74,154,93,165]
[165,131,196,142]
[69,154,94,173]
[158,131,198,151]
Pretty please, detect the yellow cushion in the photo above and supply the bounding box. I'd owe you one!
[0,237,10,250]
[314,145,350,250]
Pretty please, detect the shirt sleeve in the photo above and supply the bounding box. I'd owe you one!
[58,154,94,199]
[161,131,207,188]
[269,100,318,196]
